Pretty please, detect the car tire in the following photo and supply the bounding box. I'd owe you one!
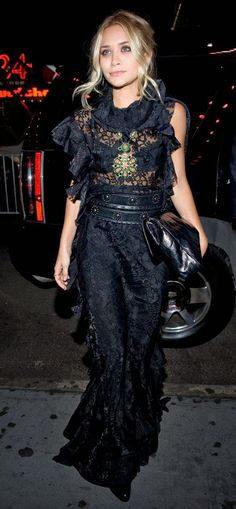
[160,243,235,346]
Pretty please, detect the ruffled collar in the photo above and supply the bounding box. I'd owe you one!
[91,79,172,134]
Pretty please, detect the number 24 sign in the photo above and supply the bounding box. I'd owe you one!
[0,53,32,80]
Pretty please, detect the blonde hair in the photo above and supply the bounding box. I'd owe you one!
[73,10,161,108]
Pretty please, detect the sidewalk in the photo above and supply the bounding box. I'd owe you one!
[0,387,236,509]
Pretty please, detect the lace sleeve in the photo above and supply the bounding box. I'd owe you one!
[51,114,92,201]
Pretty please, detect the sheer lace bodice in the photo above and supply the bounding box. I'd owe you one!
[51,80,189,209]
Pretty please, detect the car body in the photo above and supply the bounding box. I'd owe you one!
[1,54,236,345]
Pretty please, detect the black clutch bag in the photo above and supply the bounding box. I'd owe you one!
[142,212,202,281]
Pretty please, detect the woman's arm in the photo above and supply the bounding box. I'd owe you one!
[170,102,208,256]
[54,197,81,290]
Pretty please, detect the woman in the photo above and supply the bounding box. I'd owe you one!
[52,10,208,502]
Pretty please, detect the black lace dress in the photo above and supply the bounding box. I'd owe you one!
[51,80,186,487]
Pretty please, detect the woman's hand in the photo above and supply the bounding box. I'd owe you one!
[53,197,81,290]
[54,248,71,290]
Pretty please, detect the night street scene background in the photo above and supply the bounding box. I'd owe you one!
[1,1,236,508]
[1,0,236,63]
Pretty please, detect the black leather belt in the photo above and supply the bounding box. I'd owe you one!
[86,201,161,224]
[87,191,163,209]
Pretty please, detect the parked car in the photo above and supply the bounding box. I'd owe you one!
[3,55,236,346]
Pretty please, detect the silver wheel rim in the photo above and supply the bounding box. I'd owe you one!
[161,272,212,340]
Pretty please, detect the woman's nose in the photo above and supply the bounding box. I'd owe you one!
[111,52,121,66]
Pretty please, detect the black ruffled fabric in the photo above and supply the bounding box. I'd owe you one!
[51,79,189,488]
[51,116,92,204]
[51,79,188,205]
[92,79,177,132]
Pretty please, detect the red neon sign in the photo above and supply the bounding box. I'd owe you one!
[0,87,49,99]
[0,53,32,80]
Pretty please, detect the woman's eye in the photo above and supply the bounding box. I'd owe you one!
[121,46,131,52]
[100,49,111,56]
[100,46,131,56]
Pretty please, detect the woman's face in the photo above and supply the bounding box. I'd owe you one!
[99,24,140,90]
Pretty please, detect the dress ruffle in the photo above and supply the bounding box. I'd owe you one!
[51,115,91,202]
[53,354,170,486]
[51,115,83,157]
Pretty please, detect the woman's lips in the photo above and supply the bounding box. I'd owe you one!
[110,71,125,77]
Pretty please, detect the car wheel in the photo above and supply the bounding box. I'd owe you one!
[160,243,235,346]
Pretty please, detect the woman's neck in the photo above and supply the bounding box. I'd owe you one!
[112,86,140,109]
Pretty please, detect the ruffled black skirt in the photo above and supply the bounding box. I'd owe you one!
[53,189,170,487]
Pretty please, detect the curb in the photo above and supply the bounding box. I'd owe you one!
[0,378,236,397]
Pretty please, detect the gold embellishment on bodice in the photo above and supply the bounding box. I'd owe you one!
[112,131,138,178]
